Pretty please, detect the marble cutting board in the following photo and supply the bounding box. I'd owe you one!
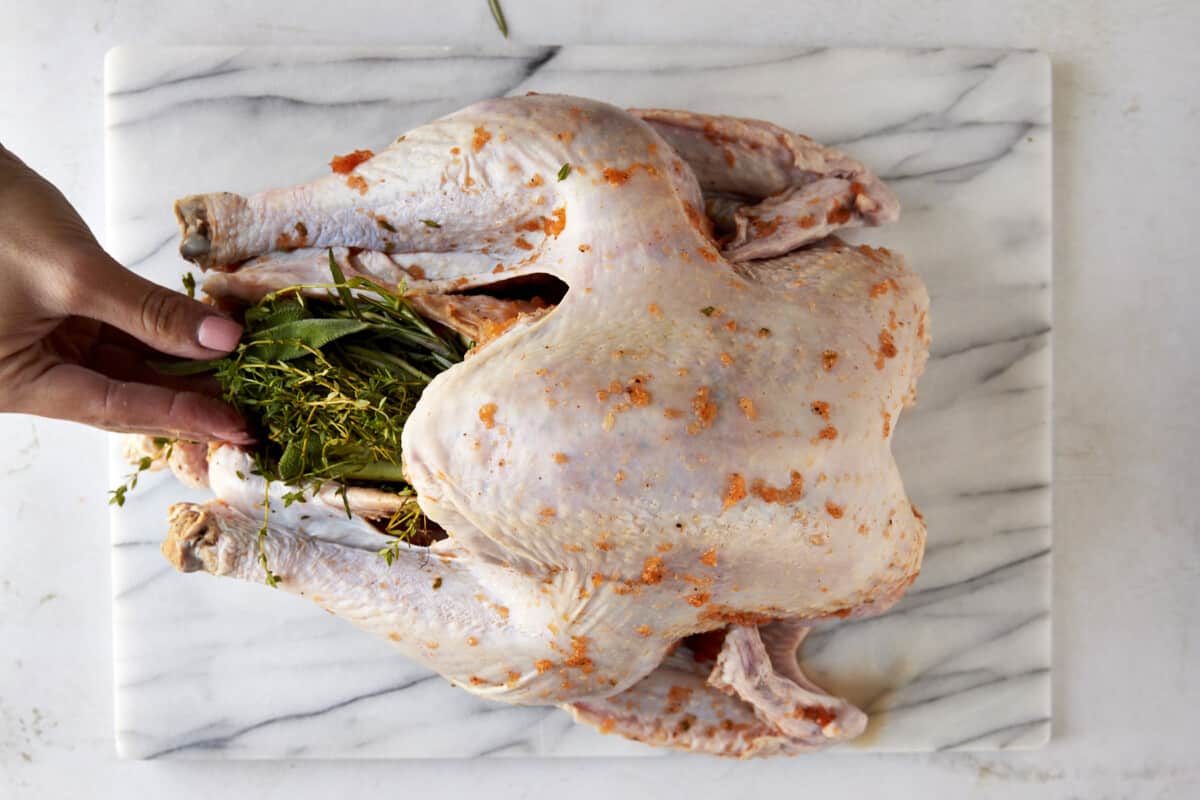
[105,45,1052,759]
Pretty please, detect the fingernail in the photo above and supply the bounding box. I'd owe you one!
[198,316,243,352]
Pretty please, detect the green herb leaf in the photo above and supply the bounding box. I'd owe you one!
[488,0,508,37]
[182,272,196,298]
[244,318,370,361]
[377,218,397,233]
[327,250,362,319]
[276,439,306,482]
[108,440,173,507]
[557,163,571,181]
[421,219,441,229]
[700,306,716,316]
[245,296,310,329]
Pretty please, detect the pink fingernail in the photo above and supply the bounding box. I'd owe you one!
[198,316,243,352]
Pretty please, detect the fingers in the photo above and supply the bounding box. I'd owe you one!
[75,254,243,360]
[23,361,253,444]
[89,342,224,396]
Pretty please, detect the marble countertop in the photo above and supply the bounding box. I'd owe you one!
[1,0,1198,797]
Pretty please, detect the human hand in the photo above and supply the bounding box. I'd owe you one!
[0,144,252,443]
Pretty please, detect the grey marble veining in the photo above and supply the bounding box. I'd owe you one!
[104,44,1051,758]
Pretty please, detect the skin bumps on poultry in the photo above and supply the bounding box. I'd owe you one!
[151,94,929,757]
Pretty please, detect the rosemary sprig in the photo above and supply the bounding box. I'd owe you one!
[488,0,508,38]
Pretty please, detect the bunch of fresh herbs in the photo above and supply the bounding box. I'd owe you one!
[146,252,466,578]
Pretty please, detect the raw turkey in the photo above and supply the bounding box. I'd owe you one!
[149,94,930,757]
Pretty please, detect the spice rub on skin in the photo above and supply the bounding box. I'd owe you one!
[166,95,929,757]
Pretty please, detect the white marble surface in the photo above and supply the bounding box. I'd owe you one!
[105,44,1050,759]
[1,0,1198,797]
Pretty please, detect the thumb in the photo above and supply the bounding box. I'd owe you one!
[83,257,242,359]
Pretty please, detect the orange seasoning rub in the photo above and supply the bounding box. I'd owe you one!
[565,636,594,673]
[641,556,666,585]
[542,207,567,237]
[274,221,309,251]
[514,236,534,251]
[826,203,852,225]
[687,386,718,435]
[738,397,757,421]
[345,174,369,195]
[722,473,748,510]
[821,350,839,371]
[798,215,817,229]
[472,126,492,153]
[751,216,782,238]
[478,403,498,429]
[626,379,652,407]
[602,167,630,186]
[810,400,830,419]
[874,330,898,370]
[528,173,544,187]
[329,149,374,174]
[882,409,893,437]
[879,330,898,358]
[699,548,718,567]
[686,592,711,608]
[794,704,838,728]
[664,685,694,715]
[682,202,713,238]
[825,500,845,519]
[535,659,553,673]
[751,471,805,505]
[816,426,838,441]
[602,163,659,187]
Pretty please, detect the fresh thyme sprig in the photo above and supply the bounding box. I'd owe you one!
[109,437,174,506]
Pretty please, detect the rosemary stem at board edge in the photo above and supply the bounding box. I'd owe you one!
[489,0,509,38]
